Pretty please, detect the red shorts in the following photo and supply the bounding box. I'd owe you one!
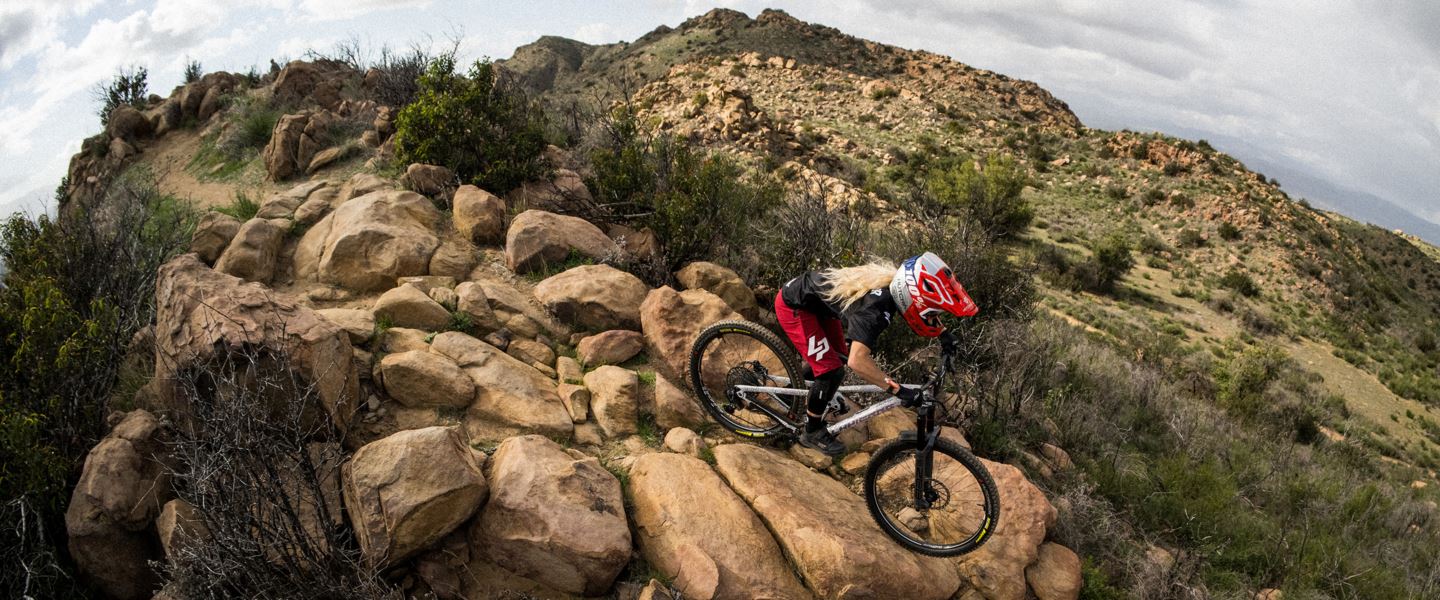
[775,291,847,376]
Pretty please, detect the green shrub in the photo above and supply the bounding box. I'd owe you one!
[1215,344,1287,417]
[870,86,899,100]
[1219,269,1260,297]
[1163,161,1187,176]
[1218,221,1241,240]
[183,58,202,84]
[1086,234,1134,294]
[1143,188,1165,206]
[927,155,1032,240]
[0,169,195,596]
[93,65,149,126]
[214,191,260,220]
[1138,233,1169,255]
[1179,228,1206,247]
[393,54,549,193]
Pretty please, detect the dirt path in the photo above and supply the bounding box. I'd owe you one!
[1285,338,1436,445]
[142,129,280,210]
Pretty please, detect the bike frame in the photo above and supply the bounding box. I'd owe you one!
[729,380,915,436]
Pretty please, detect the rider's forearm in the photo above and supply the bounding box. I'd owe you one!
[847,342,893,390]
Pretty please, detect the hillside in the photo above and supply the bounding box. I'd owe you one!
[4,7,1438,600]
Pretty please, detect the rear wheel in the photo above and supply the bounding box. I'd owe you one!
[687,320,805,439]
[863,437,1000,557]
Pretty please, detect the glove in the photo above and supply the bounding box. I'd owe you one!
[895,385,923,408]
[940,331,960,355]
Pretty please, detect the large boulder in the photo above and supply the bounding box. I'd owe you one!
[476,279,567,338]
[190,211,242,264]
[256,180,327,219]
[713,444,960,600]
[343,427,487,568]
[1026,543,1082,600]
[629,452,811,600]
[576,330,644,366]
[262,112,311,181]
[954,458,1059,600]
[428,237,478,281]
[504,210,620,274]
[296,190,443,291]
[453,185,506,246]
[584,366,639,438]
[156,499,207,562]
[404,163,455,196]
[65,411,170,600]
[153,254,358,433]
[380,351,474,408]
[654,373,706,430]
[429,332,572,441]
[315,308,375,345]
[675,262,758,319]
[106,104,153,142]
[373,283,452,331]
[213,217,285,284]
[471,435,630,596]
[533,264,648,331]
[505,169,595,213]
[639,287,743,383]
[454,282,505,334]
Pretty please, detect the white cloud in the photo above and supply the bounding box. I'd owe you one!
[295,0,431,21]
[574,22,620,44]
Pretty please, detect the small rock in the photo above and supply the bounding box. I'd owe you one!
[789,444,831,470]
[577,330,645,366]
[662,427,707,459]
[373,284,452,331]
[840,452,871,475]
[508,338,555,367]
[557,383,591,423]
[556,356,584,385]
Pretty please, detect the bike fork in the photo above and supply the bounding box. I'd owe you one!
[913,402,938,509]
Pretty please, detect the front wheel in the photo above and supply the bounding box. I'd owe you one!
[863,436,1000,557]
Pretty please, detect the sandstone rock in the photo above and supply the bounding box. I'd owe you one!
[1026,543,1082,600]
[454,282,504,334]
[453,185,506,245]
[557,383,591,423]
[306,146,347,174]
[379,327,431,353]
[476,279,567,337]
[675,262,758,319]
[427,237,478,281]
[654,373,707,430]
[156,499,207,562]
[661,427,707,459]
[429,286,459,311]
[339,172,395,200]
[1255,590,1283,600]
[789,444,831,470]
[191,211,242,265]
[472,435,629,595]
[65,410,170,600]
[585,366,639,438]
[556,356,584,385]
[404,163,455,196]
[373,283,452,331]
[840,452,871,475]
[505,313,542,338]
[506,169,594,213]
[713,443,958,599]
[256,180,325,219]
[1040,443,1074,472]
[295,190,443,292]
[507,338,555,367]
[294,187,339,226]
[262,112,312,181]
[577,329,645,366]
[607,223,660,262]
[380,351,474,408]
[214,218,284,284]
[630,452,810,600]
[106,104,152,141]
[343,426,487,568]
[429,332,572,440]
[954,458,1058,600]
[639,286,743,383]
[153,255,357,433]
[504,210,620,274]
[316,308,375,344]
[533,264,648,331]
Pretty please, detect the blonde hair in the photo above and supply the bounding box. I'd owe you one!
[820,260,897,312]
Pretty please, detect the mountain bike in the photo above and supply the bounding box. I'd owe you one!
[687,320,1000,557]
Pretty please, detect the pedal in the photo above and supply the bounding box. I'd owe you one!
[825,398,850,419]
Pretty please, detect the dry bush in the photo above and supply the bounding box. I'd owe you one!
[163,344,396,600]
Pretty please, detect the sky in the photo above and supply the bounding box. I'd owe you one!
[1,0,1437,231]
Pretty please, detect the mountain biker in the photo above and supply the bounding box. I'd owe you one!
[776,252,978,456]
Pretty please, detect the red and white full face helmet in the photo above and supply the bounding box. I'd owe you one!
[890,252,979,337]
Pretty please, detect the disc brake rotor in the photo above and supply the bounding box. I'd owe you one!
[724,361,769,411]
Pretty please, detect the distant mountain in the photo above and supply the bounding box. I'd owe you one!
[1249,158,1440,247]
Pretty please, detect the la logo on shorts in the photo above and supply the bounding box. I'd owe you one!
[807,335,831,361]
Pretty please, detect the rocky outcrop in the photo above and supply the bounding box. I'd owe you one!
[1025,543,1082,600]
[190,211,242,265]
[343,427,487,568]
[675,262,758,319]
[504,210,620,274]
[713,443,960,599]
[379,351,474,408]
[505,169,594,213]
[533,264,649,331]
[315,308,375,345]
[373,283,452,331]
[106,105,153,142]
[404,163,455,196]
[153,254,358,433]
[639,286,743,383]
[295,190,443,291]
[472,435,630,596]
[584,366,639,438]
[429,332,572,440]
[954,458,1059,600]
[630,452,811,600]
[65,410,170,600]
[213,218,284,284]
[453,185,507,246]
[576,330,645,366]
[654,373,706,430]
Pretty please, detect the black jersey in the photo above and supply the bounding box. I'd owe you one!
[780,273,897,348]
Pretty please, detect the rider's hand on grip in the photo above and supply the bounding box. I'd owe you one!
[895,385,923,408]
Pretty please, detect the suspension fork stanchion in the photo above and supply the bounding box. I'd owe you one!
[913,401,937,509]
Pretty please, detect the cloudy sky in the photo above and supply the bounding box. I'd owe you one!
[2,0,1437,230]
